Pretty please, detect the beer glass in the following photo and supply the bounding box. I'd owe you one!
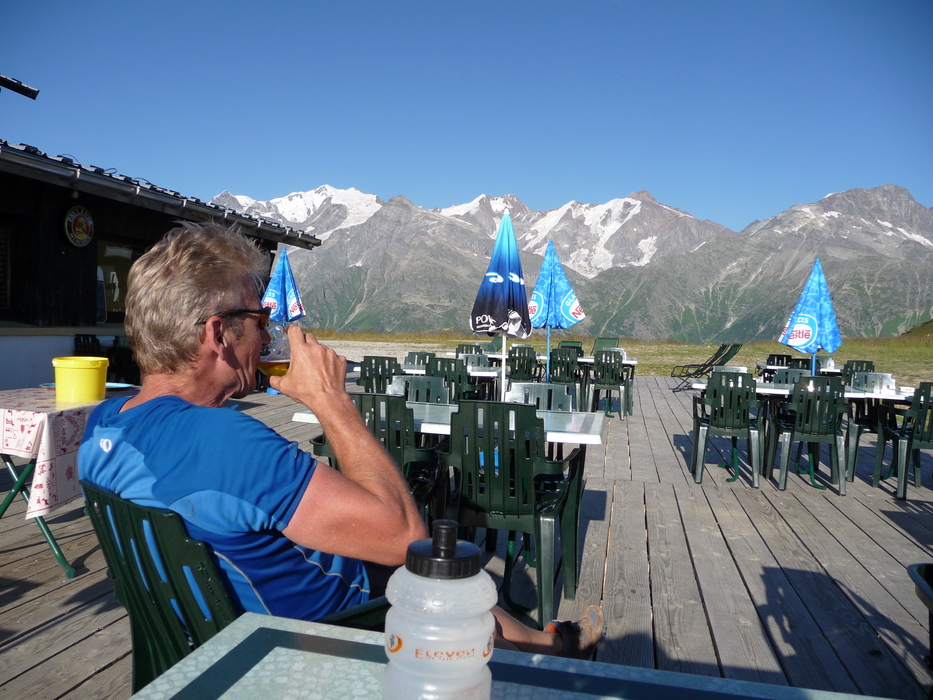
[258,324,290,376]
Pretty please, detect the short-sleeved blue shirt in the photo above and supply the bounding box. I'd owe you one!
[79,396,370,620]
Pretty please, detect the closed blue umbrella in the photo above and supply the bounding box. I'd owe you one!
[470,213,531,399]
[529,239,585,379]
[778,258,842,374]
[262,247,306,324]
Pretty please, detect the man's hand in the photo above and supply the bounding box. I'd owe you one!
[269,327,354,417]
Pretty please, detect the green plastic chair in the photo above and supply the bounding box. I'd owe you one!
[548,347,588,408]
[456,343,484,357]
[404,351,436,366]
[845,372,899,484]
[81,480,240,692]
[557,340,584,357]
[766,353,792,366]
[842,359,875,385]
[81,481,388,692]
[691,372,763,487]
[590,337,620,355]
[386,375,450,404]
[481,336,504,353]
[440,401,584,627]
[356,355,402,393]
[460,353,492,368]
[670,343,742,392]
[768,376,849,494]
[426,357,479,403]
[873,382,933,500]
[773,368,810,385]
[311,394,445,524]
[505,382,574,411]
[507,345,542,383]
[588,350,634,419]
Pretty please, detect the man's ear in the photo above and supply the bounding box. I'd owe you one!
[203,316,230,354]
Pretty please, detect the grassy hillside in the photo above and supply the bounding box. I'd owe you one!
[309,329,933,387]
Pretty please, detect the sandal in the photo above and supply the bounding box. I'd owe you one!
[544,605,604,659]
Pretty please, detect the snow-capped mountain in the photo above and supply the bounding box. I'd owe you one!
[212,185,933,340]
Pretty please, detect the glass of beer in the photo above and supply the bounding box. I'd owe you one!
[259,324,290,376]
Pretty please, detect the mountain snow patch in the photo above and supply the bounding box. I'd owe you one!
[634,236,658,266]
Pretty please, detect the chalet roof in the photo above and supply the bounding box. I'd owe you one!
[0,140,320,250]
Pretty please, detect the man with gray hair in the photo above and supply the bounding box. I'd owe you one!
[79,222,602,658]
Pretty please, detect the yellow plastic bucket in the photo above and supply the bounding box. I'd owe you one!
[52,356,109,402]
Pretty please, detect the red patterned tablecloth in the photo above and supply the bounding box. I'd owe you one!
[0,387,114,519]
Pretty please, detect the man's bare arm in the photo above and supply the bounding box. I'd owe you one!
[270,327,426,563]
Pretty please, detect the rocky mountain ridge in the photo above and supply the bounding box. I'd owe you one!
[212,184,933,341]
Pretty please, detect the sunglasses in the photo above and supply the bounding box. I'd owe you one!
[196,307,271,330]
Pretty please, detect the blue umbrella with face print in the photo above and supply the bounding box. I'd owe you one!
[778,258,842,374]
[529,240,585,380]
[262,246,306,324]
[470,212,531,400]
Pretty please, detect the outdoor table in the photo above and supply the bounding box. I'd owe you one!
[294,402,609,445]
[755,362,842,380]
[128,611,886,700]
[0,385,135,576]
[577,355,637,366]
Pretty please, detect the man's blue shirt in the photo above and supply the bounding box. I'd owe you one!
[79,396,370,620]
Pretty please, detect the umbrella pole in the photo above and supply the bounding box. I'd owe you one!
[501,335,507,401]
[811,353,817,376]
[546,327,552,383]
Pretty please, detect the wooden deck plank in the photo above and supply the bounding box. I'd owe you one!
[644,481,720,676]
[599,480,654,668]
[674,482,786,684]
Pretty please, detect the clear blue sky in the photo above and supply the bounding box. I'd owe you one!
[3,1,931,231]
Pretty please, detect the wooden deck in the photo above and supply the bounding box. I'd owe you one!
[1,377,931,699]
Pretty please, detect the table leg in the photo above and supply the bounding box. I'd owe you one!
[2,455,76,578]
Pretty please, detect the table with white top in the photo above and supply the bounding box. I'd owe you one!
[294,402,608,445]
[129,612,887,700]
[0,385,136,576]
[692,380,915,402]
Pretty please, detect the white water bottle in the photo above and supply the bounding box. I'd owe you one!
[383,520,498,700]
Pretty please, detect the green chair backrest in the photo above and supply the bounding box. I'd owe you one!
[549,348,585,384]
[457,343,484,357]
[850,372,889,392]
[842,359,875,384]
[482,336,504,353]
[773,368,809,385]
[460,353,491,368]
[767,353,792,366]
[426,357,474,403]
[445,401,564,520]
[591,337,620,355]
[385,375,450,403]
[74,333,105,356]
[404,351,436,366]
[591,350,633,386]
[700,372,759,431]
[507,346,540,382]
[409,376,450,404]
[504,382,574,411]
[357,356,402,393]
[785,376,847,436]
[80,481,240,692]
[904,382,933,447]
